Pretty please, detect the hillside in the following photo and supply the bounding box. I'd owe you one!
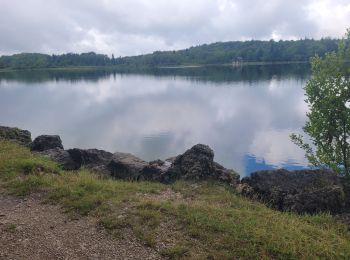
[0,38,339,70]
[120,38,338,67]
[1,140,350,259]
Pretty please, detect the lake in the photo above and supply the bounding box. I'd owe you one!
[0,64,310,176]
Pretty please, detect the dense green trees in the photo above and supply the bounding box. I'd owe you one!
[0,38,339,69]
[120,38,338,67]
[0,52,110,69]
[291,31,350,176]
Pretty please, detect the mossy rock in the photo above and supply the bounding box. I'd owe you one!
[0,126,32,146]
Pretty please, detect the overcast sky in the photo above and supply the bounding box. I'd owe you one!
[0,0,349,56]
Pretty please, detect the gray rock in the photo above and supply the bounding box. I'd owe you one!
[161,144,240,186]
[283,186,345,214]
[0,126,240,188]
[30,135,63,151]
[40,148,79,170]
[139,159,172,181]
[107,152,148,180]
[241,169,345,214]
[236,183,255,197]
[0,126,32,146]
[67,148,113,169]
[163,144,215,183]
[213,161,240,186]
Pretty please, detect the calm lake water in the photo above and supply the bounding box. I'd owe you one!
[0,64,310,176]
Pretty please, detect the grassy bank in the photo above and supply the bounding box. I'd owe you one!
[1,140,350,259]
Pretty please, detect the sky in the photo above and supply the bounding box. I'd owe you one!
[0,0,350,57]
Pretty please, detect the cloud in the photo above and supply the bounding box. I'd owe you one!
[248,129,308,168]
[0,0,349,56]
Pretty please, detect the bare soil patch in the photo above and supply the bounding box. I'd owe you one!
[0,193,163,260]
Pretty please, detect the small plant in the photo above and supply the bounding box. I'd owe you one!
[160,244,189,259]
[4,223,17,233]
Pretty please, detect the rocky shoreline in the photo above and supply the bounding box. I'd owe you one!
[0,126,240,186]
[1,125,350,215]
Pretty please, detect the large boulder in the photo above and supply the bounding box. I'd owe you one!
[0,126,32,146]
[40,147,113,172]
[107,152,148,180]
[139,159,173,182]
[40,148,79,170]
[213,161,240,186]
[67,148,113,169]
[30,135,64,151]
[241,169,345,214]
[283,186,345,214]
[165,144,214,182]
[160,144,240,186]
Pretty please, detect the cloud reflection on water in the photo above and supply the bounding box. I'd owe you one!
[0,66,309,176]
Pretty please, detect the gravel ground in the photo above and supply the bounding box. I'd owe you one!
[0,193,163,260]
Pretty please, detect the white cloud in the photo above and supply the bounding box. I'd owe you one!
[249,129,308,167]
[307,0,350,38]
[0,0,348,56]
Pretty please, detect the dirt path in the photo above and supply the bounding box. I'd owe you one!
[0,193,163,260]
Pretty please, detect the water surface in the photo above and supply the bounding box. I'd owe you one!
[0,65,310,176]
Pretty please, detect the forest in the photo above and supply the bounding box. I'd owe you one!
[0,38,339,69]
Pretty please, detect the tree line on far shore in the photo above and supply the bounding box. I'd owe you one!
[0,38,339,69]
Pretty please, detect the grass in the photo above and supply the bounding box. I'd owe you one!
[4,223,17,233]
[1,140,350,259]
[160,244,190,259]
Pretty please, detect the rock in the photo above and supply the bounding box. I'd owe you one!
[0,126,240,187]
[242,168,341,196]
[164,156,177,164]
[40,148,79,170]
[241,169,345,214]
[340,178,350,211]
[67,148,113,169]
[213,162,240,186]
[283,186,345,214]
[163,144,215,183]
[107,152,148,180]
[139,159,173,181]
[0,126,32,146]
[30,135,63,151]
[39,147,113,173]
[236,183,255,197]
[161,144,240,186]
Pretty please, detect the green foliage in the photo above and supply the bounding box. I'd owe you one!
[291,30,350,176]
[118,38,338,67]
[160,244,189,259]
[0,39,339,70]
[0,52,110,69]
[1,141,350,258]
[4,223,17,233]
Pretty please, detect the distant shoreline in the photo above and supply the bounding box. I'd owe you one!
[158,61,308,69]
[0,61,309,73]
[0,66,118,73]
